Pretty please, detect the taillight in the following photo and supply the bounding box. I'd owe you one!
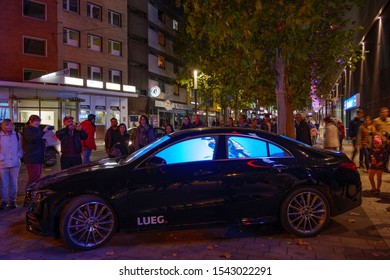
[340,162,357,171]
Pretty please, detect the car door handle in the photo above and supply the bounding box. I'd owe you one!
[194,170,212,176]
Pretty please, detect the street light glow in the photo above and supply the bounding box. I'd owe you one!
[193,70,198,89]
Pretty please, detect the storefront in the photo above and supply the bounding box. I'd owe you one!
[155,100,191,129]
[0,81,137,140]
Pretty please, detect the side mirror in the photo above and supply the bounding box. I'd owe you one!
[146,156,166,167]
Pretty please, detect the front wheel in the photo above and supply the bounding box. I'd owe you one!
[59,195,117,251]
[280,187,330,237]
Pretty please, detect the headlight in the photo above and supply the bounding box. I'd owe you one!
[31,189,55,203]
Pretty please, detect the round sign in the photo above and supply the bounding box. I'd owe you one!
[150,86,161,97]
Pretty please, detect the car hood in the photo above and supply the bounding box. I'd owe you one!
[31,157,122,190]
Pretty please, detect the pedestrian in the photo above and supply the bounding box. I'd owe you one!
[294,113,312,145]
[348,109,364,167]
[260,114,276,132]
[357,116,376,172]
[132,115,156,150]
[310,125,318,145]
[0,119,23,209]
[110,123,130,157]
[193,114,205,128]
[56,116,88,170]
[373,107,390,172]
[180,115,193,130]
[251,118,259,129]
[323,116,340,151]
[337,120,346,151]
[22,115,49,206]
[224,117,235,127]
[368,136,388,195]
[104,118,119,156]
[80,114,97,163]
[237,114,250,128]
[164,123,174,135]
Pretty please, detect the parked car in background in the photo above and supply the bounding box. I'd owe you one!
[14,122,60,167]
[26,127,362,251]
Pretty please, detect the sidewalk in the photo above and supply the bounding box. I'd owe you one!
[316,139,390,248]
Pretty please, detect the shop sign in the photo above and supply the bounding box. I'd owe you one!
[149,86,161,97]
[95,105,106,110]
[344,93,360,110]
[164,100,173,111]
[110,106,120,111]
[80,105,90,109]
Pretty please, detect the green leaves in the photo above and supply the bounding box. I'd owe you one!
[175,0,364,111]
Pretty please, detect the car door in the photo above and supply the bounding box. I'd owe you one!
[219,135,297,222]
[125,135,223,229]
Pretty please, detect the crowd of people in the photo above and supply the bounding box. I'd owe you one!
[294,107,390,195]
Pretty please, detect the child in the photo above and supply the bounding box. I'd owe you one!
[368,136,388,195]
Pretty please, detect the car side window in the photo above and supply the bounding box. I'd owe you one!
[227,136,289,158]
[269,143,290,157]
[154,137,216,164]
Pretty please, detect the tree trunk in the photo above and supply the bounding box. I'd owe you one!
[275,52,294,138]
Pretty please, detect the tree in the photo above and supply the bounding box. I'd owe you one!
[175,0,364,137]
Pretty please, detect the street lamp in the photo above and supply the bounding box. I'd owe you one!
[193,70,198,114]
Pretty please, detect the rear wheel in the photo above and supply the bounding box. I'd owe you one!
[280,187,330,237]
[59,195,116,250]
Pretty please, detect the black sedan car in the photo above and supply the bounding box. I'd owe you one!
[26,127,362,251]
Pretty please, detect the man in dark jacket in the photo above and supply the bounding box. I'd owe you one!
[294,113,312,145]
[56,116,88,170]
[104,117,119,156]
[348,109,364,167]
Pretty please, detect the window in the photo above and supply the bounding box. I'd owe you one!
[63,0,79,13]
[155,137,216,164]
[173,83,179,95]
[23,69,46,81]
[158,9,165,22]
[87,2,102,21]
[172,19,179,30]
[88,65,102,80]
[63,61,80,77]
[227,136,290,159]
[87,34,101,52]
[158,79,165,92]
[108,10,121,27]
[158,55,165,69]
[173,63,179,74]
[108,40,121,56]
[23,0,46,20]
[63,28,80,47]
[108,69,121,83]
[23,37,46,56]
[158,32,165,46]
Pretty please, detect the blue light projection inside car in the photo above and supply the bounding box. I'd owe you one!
[155,137,216,164]
[228,136,289,158]
[228,137,267,158]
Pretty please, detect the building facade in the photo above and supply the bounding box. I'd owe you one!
[329,0,390,130]
[127,0,191,129]
[0,0,136,139]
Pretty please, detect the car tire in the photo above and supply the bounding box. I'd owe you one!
[59,195,117,251]
[280,187,330,237]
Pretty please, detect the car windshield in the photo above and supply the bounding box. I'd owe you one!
[119,135,171,165]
